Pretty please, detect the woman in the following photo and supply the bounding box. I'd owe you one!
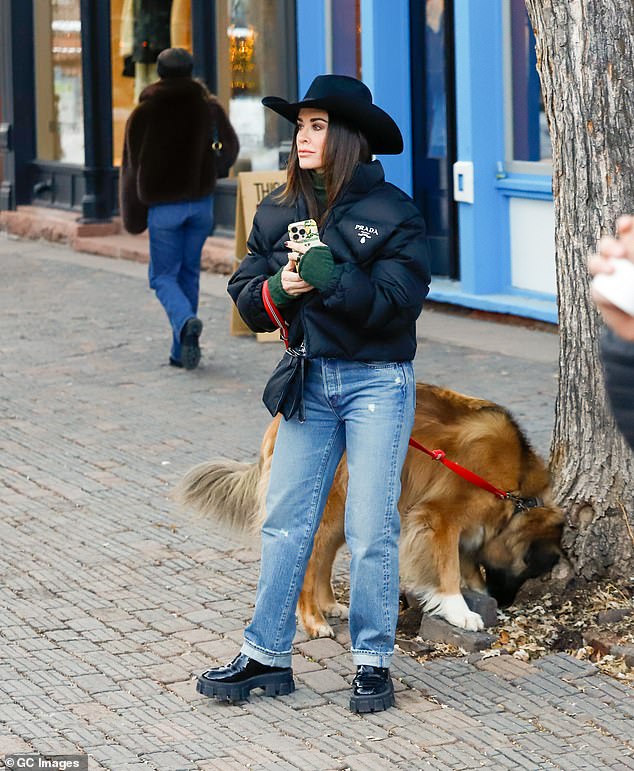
[120,47,239,369]
[198,75,431,713]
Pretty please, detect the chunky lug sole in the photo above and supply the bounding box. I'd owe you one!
[349,678,395,714]
[196,670,295,704]
[181,318,203,370]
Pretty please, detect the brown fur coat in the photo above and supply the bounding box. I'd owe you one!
[119,77,239,234]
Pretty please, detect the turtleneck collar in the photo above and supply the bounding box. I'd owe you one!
[310,170,328,215]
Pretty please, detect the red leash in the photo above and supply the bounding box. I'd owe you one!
[262,281,516,506]
[408,436,510,501]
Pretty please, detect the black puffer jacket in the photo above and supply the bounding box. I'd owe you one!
[227,161,431,361]
[601,329,634,449]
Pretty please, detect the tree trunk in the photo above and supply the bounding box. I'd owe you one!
[524,0,634,578]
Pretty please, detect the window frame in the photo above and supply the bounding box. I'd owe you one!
[502,0,553,176]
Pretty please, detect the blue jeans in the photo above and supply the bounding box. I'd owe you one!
[242,358,416,668]
[147,196,213,362]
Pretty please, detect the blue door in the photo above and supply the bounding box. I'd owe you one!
[410,0,458,278]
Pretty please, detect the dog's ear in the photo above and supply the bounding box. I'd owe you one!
[523,539,560,578]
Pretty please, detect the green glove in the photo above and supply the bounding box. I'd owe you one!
[298,245,338,291]
[267,268,297,307]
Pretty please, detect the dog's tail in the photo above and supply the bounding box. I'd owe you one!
[174,458,263,536]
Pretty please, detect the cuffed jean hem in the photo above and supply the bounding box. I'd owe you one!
[351,649,393,668]
[241,638,293,668]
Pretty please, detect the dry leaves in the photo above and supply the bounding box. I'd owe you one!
[339,577,634,682]
[492,581,634,682]
[395,580,634,683]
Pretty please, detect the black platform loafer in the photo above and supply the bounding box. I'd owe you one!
[349,665,395,713]
[180,317,203,370]
[197,653,295,703]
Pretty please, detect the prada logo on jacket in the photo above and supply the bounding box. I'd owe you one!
[354,224,380,244]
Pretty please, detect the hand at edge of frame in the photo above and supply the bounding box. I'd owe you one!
[589,215,634,341]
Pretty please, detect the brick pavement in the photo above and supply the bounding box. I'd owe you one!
[0,234,631,771]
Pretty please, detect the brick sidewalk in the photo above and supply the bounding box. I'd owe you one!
[0,235,632,771]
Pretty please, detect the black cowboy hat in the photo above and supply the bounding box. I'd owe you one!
[262,74,403,155]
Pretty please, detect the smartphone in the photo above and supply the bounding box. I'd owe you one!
[287,219,321,249]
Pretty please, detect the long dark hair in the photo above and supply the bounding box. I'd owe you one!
[276,115,371,222]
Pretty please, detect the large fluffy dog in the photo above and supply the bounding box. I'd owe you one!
[177,383,563,634]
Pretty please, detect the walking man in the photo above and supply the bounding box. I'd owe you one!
[120,47,239,368]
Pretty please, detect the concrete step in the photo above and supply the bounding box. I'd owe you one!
[0,204,235,274]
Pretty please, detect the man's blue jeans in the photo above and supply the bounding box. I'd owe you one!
[148,196,213,362]
[241,358,416,668]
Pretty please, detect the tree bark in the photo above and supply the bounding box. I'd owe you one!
[524,0,634,578]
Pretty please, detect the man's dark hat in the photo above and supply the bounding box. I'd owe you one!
[157,47,194,79]
[262,74,403,155]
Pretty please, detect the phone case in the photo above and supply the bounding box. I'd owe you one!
[287,219,321,248]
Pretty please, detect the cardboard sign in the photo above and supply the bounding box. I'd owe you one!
[230,169,288,337]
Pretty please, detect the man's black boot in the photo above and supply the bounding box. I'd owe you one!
[349,665,394,713]
[197,653,295,703]
[180,317,203,370]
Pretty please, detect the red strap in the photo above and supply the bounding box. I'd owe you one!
[261,280,289,349]
[408,436,509,500]
[262,279,507,501]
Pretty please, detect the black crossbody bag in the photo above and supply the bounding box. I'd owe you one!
[261,281,308,422]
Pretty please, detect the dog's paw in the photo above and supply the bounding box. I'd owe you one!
[301,613,336,639]
[450,607,484,632]
[423,592,484,631]
[310,621,335,639]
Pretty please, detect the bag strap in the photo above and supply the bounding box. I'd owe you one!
[261,280,290,349]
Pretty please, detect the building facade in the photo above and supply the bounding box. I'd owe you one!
[0,0,556,322]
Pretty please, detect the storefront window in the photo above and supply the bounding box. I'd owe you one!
[218,0,296,171]
[425,0,446,160]
[508,0,551,164]
[111,0,192,166]
[411,0,454,277]
[331,0,361,79]
[33,0,84,164]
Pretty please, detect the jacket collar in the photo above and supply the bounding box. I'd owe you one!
[138,77,205,103]
[343,160,385,198]
[294,160,385,219]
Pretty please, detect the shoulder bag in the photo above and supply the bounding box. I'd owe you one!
[261,281,308,423]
